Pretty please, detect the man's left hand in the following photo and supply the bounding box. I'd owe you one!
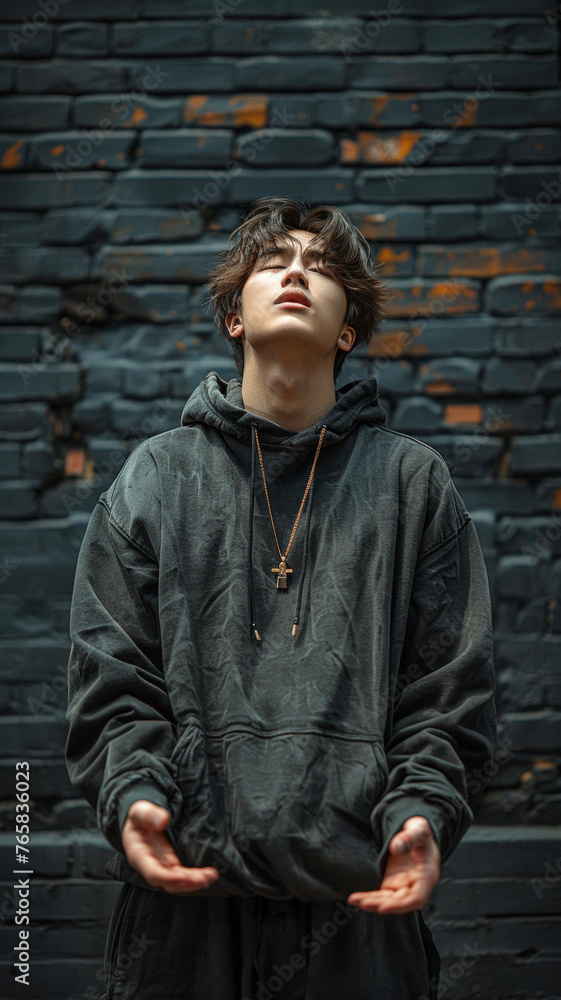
[347,815,441,914]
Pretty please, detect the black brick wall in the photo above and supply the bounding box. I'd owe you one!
[0,2,560,997]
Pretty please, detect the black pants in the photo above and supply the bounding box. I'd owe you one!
[102,882,441,1000]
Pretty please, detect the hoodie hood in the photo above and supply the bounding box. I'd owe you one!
[181,372,388,641]
[180,371,387,449]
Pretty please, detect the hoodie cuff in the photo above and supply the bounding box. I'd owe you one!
[117,783,172,838]
[374,796,449,885]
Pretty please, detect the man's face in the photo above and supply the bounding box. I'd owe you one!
[226,229,355,367]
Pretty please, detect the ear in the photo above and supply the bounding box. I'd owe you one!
[226,310,244,339]
[338,326,356,353]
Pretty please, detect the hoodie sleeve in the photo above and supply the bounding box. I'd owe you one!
[370,457,497,881]
[65,440,182,854]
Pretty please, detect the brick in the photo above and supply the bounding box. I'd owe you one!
[212,20,272,54]
[384,278,480,317]
[42,208,113,245]
[109,396,184,438]
[0,64,11,90]
[0,443,19,478]
[494,319,561,356]
[424,19,502,52]
[71,394,116,435]
[235,127,334,166]
[96,243,227,283]
[496,515,561,556]
[535,356,561,396]
[0,328,43,362]
[75,94,182,129]
[370,359,413,395]
[429,205,478,240]
[127,58,234,92]
[0,284,61,321]
[415,434,504,477]
[481,203,561,240]
[0,248,90,284]
[110,207,204,243]
[391,396,442,433]
[228,168,354,205]
[167,357,240,399]
[350,56,448,90]
[112,20,208,55]
[113,168,232,207]
[500,165,561,199]
[376,315,494,357]
[415,357,480,395]
[268,18,420,55]
[356,167,495,203]
[236,56,346,91]
[138,128,232,168]
[32,131,136,172]
[0,0,139,14]
[0,212,41,246]
[56,22,108,56]
[374,246,414,277]
[496,554,550,598]
[266,96,314,128]
[507,128,561,163]
[503,711,561,752]
[23,439,56,479]
[0,402,50,441]
[504,19,558,52]
[481,357,537,394]
[508,434,561,475]
[0,480,38,519]
[453,477,534,514]
[41,478,110,517]
[0,22,53,57]
[420,91,533,128]
[535,477,561,511]
[529,90,561,125]
[122,365,166,400]
[419,243,561,278]
[112,284,189,322]
[546,396,561,431]
[17,60,126,94]
[318,93,420,129]
[485,275,561,314]
[429,130,506,165]
[448,54,557,89]
[0,96,70,131]
[0,363,81,402]
[0,172,111,209]
[345,205,426,241]
[184,93,268,127]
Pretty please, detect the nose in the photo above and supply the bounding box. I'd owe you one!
[281,255,309,288]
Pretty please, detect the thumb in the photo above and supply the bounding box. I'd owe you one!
[128,800,171,832]
[391,817,433,855]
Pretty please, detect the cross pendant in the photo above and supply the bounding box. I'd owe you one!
[271,559,293,589]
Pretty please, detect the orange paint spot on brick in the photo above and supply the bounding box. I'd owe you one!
[367,331,408,356]
[445,403,483,425]
[49,144,65,156]
[524,299,536,309]
[554,487,561,509]
[534,142,543,150]
[123,106,147,126]
[359,130,422,165]
[117,151,125,161]
[377,246,410,275]
[335,182,344,190]
[521,281,535,293]
[425,381,456,394]
[1,140,25,169]
[340,138,359,163]
[65,449,86,477]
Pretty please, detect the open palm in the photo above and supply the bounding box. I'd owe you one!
[347,815,441,914]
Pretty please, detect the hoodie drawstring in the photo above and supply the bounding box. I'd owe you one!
[248,420,323,643]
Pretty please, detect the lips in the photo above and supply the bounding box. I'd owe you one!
[274,291,311,307]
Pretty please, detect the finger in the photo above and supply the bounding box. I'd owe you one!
[141,861,220,894]
[391,818,432,855]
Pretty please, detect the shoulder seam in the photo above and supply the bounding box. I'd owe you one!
[97,497,158,564]
[373,424,452,468]
[417,517,471,564]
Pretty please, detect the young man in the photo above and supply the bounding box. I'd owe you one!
[65,197,497,1000]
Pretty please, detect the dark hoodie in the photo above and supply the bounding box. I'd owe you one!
[65,371,497,902]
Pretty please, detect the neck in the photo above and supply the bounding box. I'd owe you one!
[240,357,337,433]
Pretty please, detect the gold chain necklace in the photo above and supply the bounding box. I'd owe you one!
[253,424,326,591]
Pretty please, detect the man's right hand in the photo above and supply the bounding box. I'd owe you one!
[121,800,220,894]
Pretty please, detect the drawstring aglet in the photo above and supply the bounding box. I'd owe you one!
[292,620,299,637]
[253,625,262,641]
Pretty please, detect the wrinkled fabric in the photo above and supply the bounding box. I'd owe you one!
[65,370,497,906]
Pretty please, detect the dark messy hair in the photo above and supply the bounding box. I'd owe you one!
[205,197,390,381]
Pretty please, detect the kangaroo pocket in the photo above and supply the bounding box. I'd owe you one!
[169,724,389,902]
